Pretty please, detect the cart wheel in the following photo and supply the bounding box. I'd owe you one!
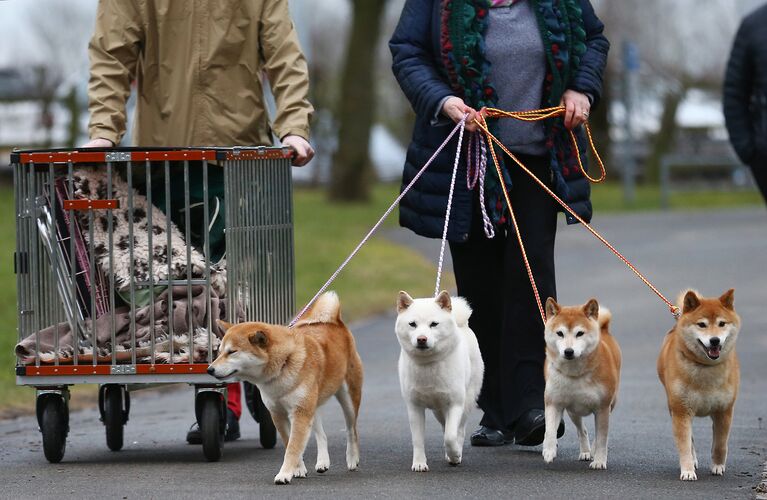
[40,397,67,463]
[103,385,125,451]
[256,394,277,449]
[200,396,224,462]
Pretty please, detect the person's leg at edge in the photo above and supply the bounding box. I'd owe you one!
[449,195,507,446]
[499,153,564,446]
[749,159,767,207]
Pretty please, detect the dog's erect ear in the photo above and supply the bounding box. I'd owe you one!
[397,291,414,313]
[217,320,233,332]
[682,290,701,314]
[435,290,452,311]
[583,298,599,320]
[719,288,735,310]
[545,297,560,319]
[249,330,268,348]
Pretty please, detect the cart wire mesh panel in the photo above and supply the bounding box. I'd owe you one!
[12,147,295,386]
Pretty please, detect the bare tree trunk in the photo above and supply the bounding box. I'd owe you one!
[65,87,81,148]
[328,0,387,202]
[645,88,685,184]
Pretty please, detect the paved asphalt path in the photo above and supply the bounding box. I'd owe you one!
[1,208,766,499]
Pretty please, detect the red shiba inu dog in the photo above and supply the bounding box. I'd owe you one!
[657,289,740,481]
[208,292,363,484]
[542,298,621,470]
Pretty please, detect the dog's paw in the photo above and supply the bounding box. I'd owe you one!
[446,453,462,466]
[711,464,725,476]
[293,460,307,478]
[578,452,592,461]
[680,469,697,481]
[274,471,293,485]
[315,461,330,474]
[411,461,429,472]
[346,450,359,471]
[589,459,607,470]
[542,446,557,463]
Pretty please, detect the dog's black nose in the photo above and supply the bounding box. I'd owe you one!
[416,336,428,347]
[207,366,215,375]
[710,337,720,347]
[564,348,574,359]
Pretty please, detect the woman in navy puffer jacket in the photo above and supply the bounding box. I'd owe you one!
[389,0,609,448]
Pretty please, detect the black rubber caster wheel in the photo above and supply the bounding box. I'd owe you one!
[40,396,67,463]
[103,385,127,451]
[244,382,276,449]
[199,395,224,462]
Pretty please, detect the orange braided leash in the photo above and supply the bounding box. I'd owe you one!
[479,113,547,325]
[484,106,607,184]
[475,109,680,320]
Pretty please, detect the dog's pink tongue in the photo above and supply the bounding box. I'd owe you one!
[708,345,721,358]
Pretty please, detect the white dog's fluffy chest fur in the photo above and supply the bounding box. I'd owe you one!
[399,344,474,411]
[545,365,606,417]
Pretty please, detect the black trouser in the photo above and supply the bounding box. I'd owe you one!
[750,159,767,206]
[449,153,557,431]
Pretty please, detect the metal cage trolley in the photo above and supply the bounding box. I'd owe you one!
[11,147,295,462]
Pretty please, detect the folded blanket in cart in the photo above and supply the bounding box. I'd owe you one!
[70,167,226,297]
[15,285,237,365]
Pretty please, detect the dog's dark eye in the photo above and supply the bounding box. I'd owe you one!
[718,321,726,327]
[697,322,707,328]
[228,350,237,355]
[575,331,585,337]
[408,321,417,328]
[556,331,564,338]
[429,322,439,328]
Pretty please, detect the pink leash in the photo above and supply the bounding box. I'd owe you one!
[289,116,469,327]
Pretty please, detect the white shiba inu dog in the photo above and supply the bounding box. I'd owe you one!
[657,289,741,481]
[542,297,621,470]
[395,290,484,472]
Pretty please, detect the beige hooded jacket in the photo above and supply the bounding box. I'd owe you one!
[87,0,313,147]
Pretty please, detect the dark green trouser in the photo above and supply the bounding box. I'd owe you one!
[130,162,226,263]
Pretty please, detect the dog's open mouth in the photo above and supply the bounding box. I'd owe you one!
[698,340,721,360]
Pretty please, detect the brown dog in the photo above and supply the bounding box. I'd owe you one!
[542,298,621,470]
[657,289,740,481]
[208,292,363,484]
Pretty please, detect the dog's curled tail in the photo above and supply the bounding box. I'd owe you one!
[451,297,473,328]
[598,307,611,332]
[297,291,342,326]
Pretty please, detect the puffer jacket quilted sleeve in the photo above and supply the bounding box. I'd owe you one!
[724,10,760,165]
[389,0,454,120]
[567,0,610,106]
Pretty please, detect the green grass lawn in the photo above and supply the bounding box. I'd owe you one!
[590,182,763,212]
[0,178,762,415]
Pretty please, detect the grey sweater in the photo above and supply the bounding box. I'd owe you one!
[485,1,547,155]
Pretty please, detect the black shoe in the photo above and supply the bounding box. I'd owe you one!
[186,422,202,445]
[470,425,506,447]
[511,409,565,446]
[225,409,240,442]
[185,409,240,444]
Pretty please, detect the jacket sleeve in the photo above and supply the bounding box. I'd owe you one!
[567,0,609,107]
[260,0,314,141]
[723,19,755,164]
[389,0,455,120]
[87,0,143,145]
